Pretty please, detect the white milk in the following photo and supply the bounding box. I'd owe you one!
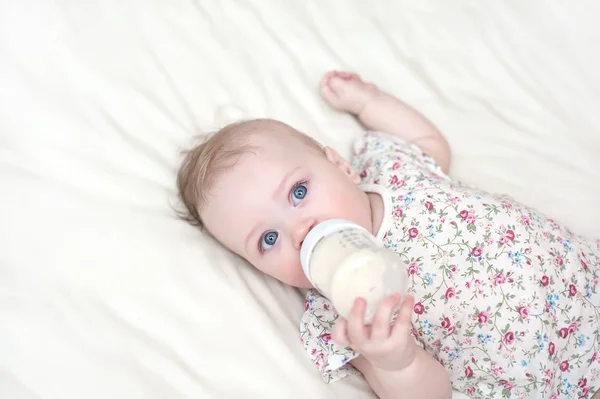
[300,219,407,324]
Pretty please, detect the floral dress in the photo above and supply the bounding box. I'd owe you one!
[299,131,600,399]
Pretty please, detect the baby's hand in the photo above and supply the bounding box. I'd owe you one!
[332,294,417,371]
[320,71,379,115]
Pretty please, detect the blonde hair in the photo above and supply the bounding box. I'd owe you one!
[176,119,322,227]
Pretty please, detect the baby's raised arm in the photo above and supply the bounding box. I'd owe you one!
[320,71,451,173]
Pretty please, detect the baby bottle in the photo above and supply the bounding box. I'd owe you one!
[300,219,408,324]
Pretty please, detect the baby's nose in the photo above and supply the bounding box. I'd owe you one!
[292,218,317,250]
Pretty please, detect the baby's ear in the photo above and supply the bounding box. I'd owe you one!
[324,146,361,184]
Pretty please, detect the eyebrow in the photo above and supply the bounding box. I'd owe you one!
[243,166,302,255]
[272,166,301,201]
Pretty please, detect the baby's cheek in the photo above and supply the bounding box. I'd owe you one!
[281,251,311,287]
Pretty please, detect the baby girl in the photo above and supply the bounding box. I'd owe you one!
[177,71,600,399]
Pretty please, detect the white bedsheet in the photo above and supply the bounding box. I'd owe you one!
[1,1,599,398]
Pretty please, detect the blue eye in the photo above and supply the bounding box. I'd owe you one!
[291,183,308,206]
[260,231,278,252]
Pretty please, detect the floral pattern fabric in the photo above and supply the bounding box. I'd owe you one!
[299,131,600,398]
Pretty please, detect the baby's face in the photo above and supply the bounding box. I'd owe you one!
[201,130,374,288]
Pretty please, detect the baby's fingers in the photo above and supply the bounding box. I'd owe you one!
[370,293,401,341]
[391,295,415,338]
[347,298,369,347]
[331,318,350,347]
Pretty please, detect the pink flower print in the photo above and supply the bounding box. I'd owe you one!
[555,255,564,266]
[408,227,419,238]
[491,363,504,376]
[505,230,515,241]
[581,259,588,270]
[518,306,529,319]
[392,161,401,170]
[578,378,587,389]
[407,262,419,275]
[494,273,506,284]
[323,303,329,310]
[540,275,550,287]
[394,207,403,218]
[445,287,455,299]
[568,322,577,335]
[581,387,590,397]
[304,300,310,311]
[478,311,489,324]
[459,210,469,219]
[471,247,483,257]
[521,215,531,226]
[389,175,406,188]
[466,386,475,395]
[447,325,456,335]
[466,214,476,225]
[441,317,451,329]
[499,380,513,391]
[310,348,317,356]
[360,170,367,178]
[424,201,434,211]
[550,394,557,399]
[503,331,515,345]
[414,302,425,315]
[465,366,474,378]
[569,284,577,297]
[559,360,569,372]
[499,236,509,245]
[549,342,555,356]
[319,333,332,343]
[559,328,569,339]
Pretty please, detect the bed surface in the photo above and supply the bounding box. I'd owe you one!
[1,1,599,398]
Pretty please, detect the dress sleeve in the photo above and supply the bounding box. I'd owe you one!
[351,131,448,186]
[299,290,360,383]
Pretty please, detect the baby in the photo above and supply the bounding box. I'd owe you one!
[177,71,600,399]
